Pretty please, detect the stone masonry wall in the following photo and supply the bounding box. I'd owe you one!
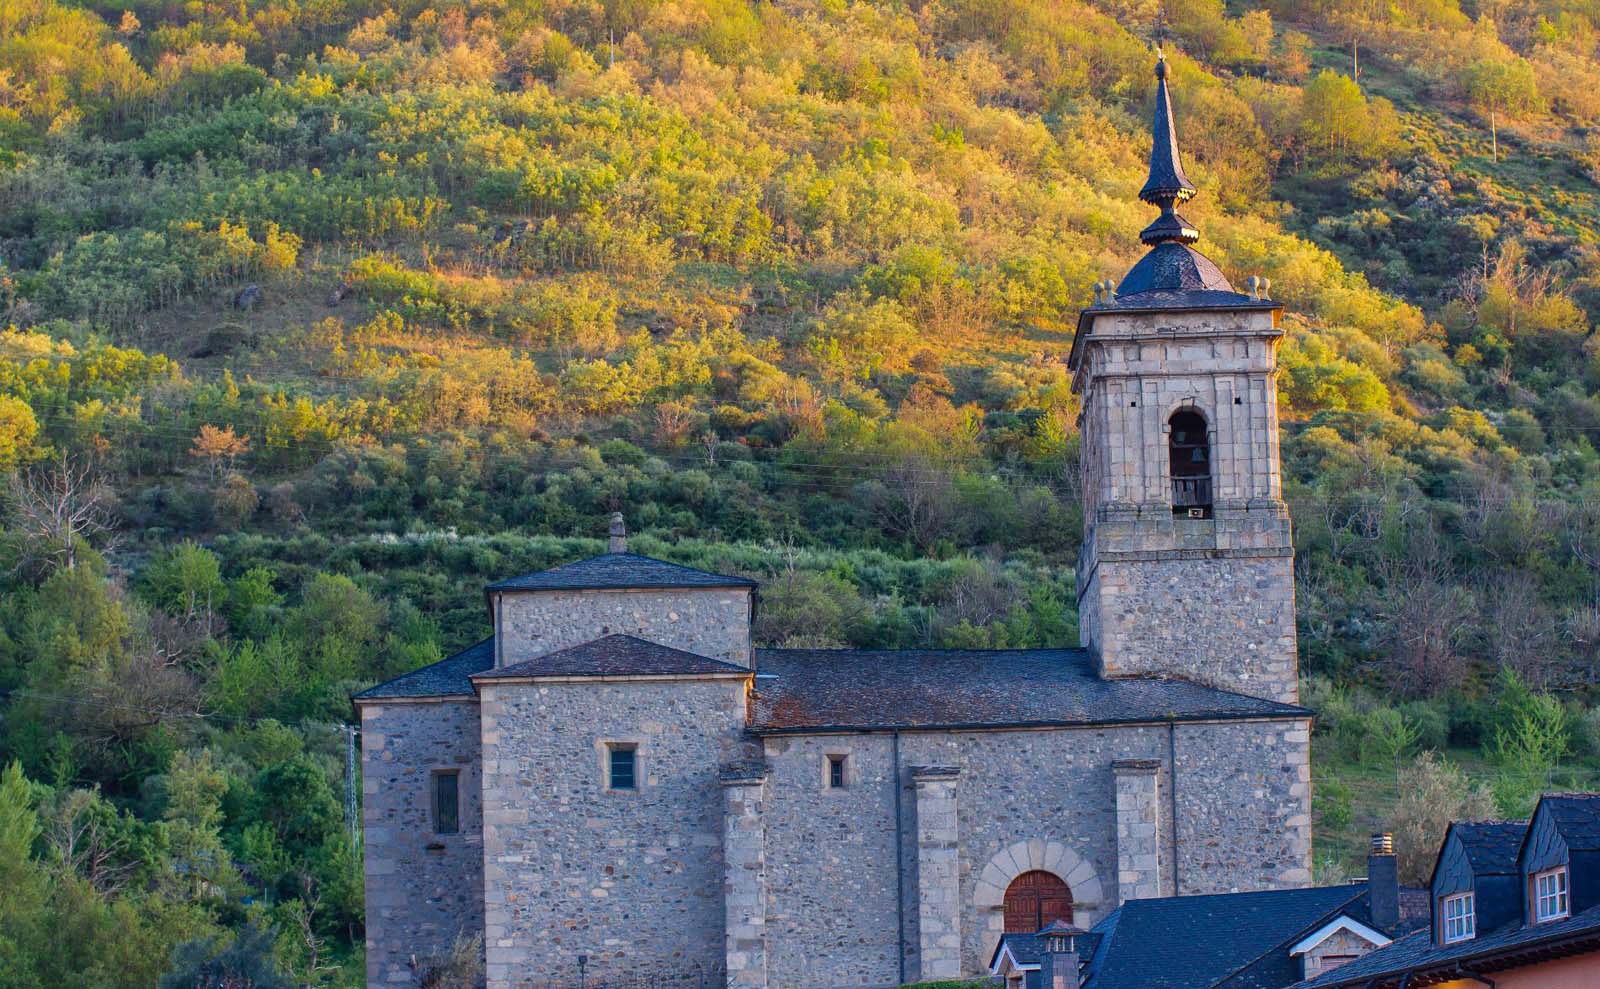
[760,726,1170,988]
[495,587,752,667]
[478,678,749,989]
[757,734,905,989]
[1072,305,1299,705]
[1173,718,1313,892]
[1081,552,1299,704]
[758,718,1311,987]
[360,698,484,987]
[1072,309,1283,519]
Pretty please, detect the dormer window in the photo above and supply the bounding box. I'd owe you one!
[1533,867,1569,922]
[1441,892,1474,943]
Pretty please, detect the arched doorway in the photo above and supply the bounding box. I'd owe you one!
[1002,870,1073,934]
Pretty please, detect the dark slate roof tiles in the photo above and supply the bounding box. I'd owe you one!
[750,647,1309,733]
[1084,885,1366,989]
[353,637,495,700]
[1139,56,1197,208]
[485,553,757,592]
[1455,821,1529,874]
[1291,904,1600,988]
[473,634,747,680]
[1116,242,1236,298]
[1542,793,1600,851]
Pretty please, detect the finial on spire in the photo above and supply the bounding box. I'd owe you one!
[1139,52,1201,247]
[608,512,627,554]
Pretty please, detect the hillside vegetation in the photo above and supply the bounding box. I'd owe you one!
[6,0,1600,982]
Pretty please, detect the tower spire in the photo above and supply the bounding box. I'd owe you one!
[1138,50,1200,247]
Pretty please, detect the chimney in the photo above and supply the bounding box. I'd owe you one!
[1039,920,1085,989]
[607,512,627,554]
[1368,832,1399,932]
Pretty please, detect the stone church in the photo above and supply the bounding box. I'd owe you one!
[355,56,1313,989]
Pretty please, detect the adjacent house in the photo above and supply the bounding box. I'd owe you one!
[992,835,1426,989]
[1292,793,1600,989]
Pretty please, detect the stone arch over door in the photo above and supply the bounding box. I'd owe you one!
[974,841,1104,963]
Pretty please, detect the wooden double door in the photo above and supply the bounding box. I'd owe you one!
[1002,870,1074,934]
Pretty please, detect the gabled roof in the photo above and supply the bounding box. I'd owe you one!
[991,932,1044,970]
[1291,904,1600,988]
[1288,916,1391,957]
[353,637,494,700]
[485,553,756,592]
[472,634,748,681]
[1452,821,1528,875]
[1083,885,1365,989]
[750,647,1309,734]
[1539,793,1600,852]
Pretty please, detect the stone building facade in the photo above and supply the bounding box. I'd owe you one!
[354,55,1315,989]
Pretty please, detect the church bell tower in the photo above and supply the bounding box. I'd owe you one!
[1070,54,1298,705]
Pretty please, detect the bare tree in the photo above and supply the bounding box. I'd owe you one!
[1485,572,1564,689]
[1376,519,1474,696]
[5,453,114,572]
[854,456,965,554]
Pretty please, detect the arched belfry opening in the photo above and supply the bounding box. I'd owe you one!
[1168,408,1212,517]
[1002,870,1074,934]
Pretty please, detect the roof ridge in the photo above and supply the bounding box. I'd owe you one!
[351,636,494,700]
[755,646,1092,656]
[474,632,750,681]
[486,550,757,592]
[1206,887,1368,989]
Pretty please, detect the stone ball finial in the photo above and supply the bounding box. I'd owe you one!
[1247,275,1262,300]
[1260,277,1272,300]
[607,512,627,554]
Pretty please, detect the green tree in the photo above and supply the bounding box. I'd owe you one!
[1462,57,1541,162]
[0,396,38,468]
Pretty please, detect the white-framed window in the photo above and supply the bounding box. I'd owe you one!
[1533,867,1570,923]
[1440,891,1474,943]
[827,754,847,789]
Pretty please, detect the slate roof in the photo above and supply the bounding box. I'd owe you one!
[1117,242,1236,297]
[356,641,1315,728]
[472,634,748,680]
[992,932,1045,968]
[484,553,756,592]
[750,647,1309,733]
[1291,904,1600,988]
[353,637,496,700]
[990,930,1106,971]
[1542,793,1600,851]
[1455,821,1529,873]
[1139,55,1197,208]
[1082,885,1368,989]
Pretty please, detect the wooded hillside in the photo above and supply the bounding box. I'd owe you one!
[5,0,1600,983]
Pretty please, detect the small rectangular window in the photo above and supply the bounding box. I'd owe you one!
[1534,868,1569,922]
[828,755,847,789]
[432,771,460,835]
[608,745,637,791]
[1441,892,1474,943]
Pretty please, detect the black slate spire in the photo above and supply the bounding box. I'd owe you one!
[1138,51,1200,246]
